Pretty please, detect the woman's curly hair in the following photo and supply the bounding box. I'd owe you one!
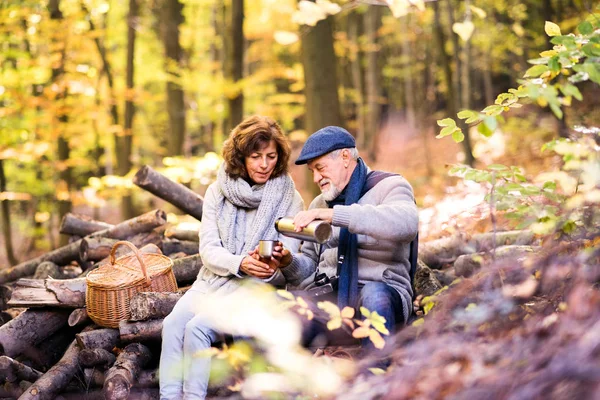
[222,115,291,180]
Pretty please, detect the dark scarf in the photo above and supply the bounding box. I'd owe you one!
[326,158,397,308]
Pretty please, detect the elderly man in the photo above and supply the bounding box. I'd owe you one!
[280,126,418,341]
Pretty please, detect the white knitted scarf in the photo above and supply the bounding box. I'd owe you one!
[216,164,295,255]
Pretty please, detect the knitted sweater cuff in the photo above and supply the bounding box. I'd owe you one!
[280,254,303,280]
[332,205,352,228]
[229,255,245,278]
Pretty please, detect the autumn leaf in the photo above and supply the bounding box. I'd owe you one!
[276,289,295,300]
[545,21,562,37]
[341,306,355,319]
[352,326,371,339]
[360,306,371,319]
[453,21,475,41]
[327,317,342,331]
[296,296,308,309]
[369,330,386,349]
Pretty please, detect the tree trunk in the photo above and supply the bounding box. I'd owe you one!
[348,11,365,148]
[483,48,494,105]
[0,240,81,284]
[0,309,70,358]
[133,166,204,220]
[91,209,167,239]
[33,261,62,279]
[164,226,199,242]
[79,348,117,368]
[7,278,87,308]
[48,0,73,247]
[364,5,382,161]
[459,0,475,165]
[119,319,163,342]
[79,237,119,262]
[0,355,43,383]
[402,15,416,130]
[68,308,90,327]
[171,254,203,283]
[103,343,152,400]
[118,0,138,220]
[444,0,461,109]
[20,339,82,400]
[163,0,186,156]
[75,328,120,351]
[161,239,198,256]
[0,160,17,266]
[300,2,342,198]
[129,292,183,321]
[454,245,536,277]
[59,213,113,237]
[432,0,474,166]
[225,0,244,132]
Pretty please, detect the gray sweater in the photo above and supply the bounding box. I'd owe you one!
[194,182,305,295]
[281,173,418,321]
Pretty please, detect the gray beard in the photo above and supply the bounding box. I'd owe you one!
[320,181,342,201]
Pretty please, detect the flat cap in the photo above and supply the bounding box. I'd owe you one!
[295,126,356,165]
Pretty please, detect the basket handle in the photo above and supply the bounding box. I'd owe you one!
[109,241,151,285]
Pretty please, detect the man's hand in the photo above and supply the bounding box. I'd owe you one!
[292,209,334,232]
[240,255,274,278]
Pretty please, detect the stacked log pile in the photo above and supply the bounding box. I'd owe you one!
[0,166,202,400]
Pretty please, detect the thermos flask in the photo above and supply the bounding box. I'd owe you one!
[274,217,332,244]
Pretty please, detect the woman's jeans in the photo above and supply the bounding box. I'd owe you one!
[159,286,218,400]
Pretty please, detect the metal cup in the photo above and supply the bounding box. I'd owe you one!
[258,240,277,259]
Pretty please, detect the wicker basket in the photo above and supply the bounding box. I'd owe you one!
[86,241,178,328]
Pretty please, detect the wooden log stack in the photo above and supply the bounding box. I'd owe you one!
[0,168,204,399]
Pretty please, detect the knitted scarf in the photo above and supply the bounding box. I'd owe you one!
[215,164,296,256]
[325,157,368,308]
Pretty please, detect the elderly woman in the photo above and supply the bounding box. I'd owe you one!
[159,115,304,400]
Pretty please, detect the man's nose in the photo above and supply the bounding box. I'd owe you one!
[313,171,321,183]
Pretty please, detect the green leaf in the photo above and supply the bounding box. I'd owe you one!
[562,220,577,234]
[482,104,504,116]
[559,84,583,101]
[452,129,465,143]
[525,65,549,77]
[545,21,562,37]
[457,110,481,123]
[582,43,600,57]
[437,118,457,128]
[548,56,560,72]
[543,181,557,190]
[549,103,563,119]
[578,21,593,35]
[487,164,507,171]
[478,122,493,137]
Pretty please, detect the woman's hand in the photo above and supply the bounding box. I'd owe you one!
[292,209,333,232]
[240,255,274,278]
[248,241,290,270]
[271,243,292,268]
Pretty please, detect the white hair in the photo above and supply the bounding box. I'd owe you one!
[328,147,359,160]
